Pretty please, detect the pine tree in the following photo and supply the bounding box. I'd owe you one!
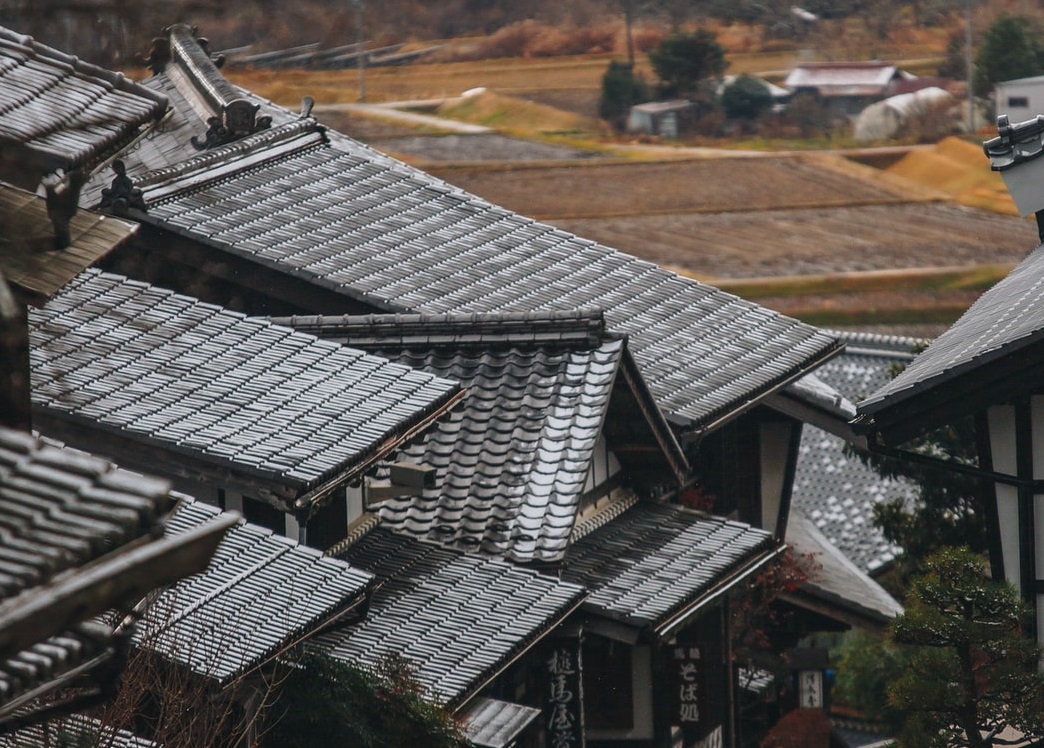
[889,547,1044,748]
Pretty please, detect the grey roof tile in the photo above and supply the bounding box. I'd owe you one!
[314,528,585,708]
[115,56,839,432]
[0,714,157,747]
[276,310,683,563]
[0,427,173,599]
[0,27,167,177]
[29,270,461,495]
[563,502,775,631]
[792,331,922,573]
[139,499,374,684]
[860,244,1044,415]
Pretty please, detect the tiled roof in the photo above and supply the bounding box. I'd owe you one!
[563,502,777,635]
[0,26,167,180]
[0,427,231,723]
[785,511,902,626]
[792,331,921,573]
[0,714,157,748]
[859,245,1044,418]
[111,45,840,433]
[462,697,542,748]
[275,310,646,563]
[0,427,174,601]
[28,269,462,506]
[314,528,586,709]
[0,182,138,307]
[139,499,374,684]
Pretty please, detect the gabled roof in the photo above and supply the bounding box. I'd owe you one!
[0,182,138,306]
[784,61,905,95]
[93,27,841,436]
[29,269,463,512]
[274,310,688,563]
[855,245,1044,443]
[139,499,375,685]
[792,331,921,573]
[0,26,167,185]
[563,502,779,638]
[0,427,232,726]
[313,527,586,710]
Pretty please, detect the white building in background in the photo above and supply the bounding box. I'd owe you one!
[995,74,1044,121]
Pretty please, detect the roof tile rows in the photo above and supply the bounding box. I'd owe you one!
[859,245,1044,415]
[792,331,922,572]
[29,269,461,494]
[118,85,839,431]
[0,27,167,174]
[563,502,775,632]
[277,311,623,563]
[314,527,586,708]
[0,427,174,600]
[141,499,374,684]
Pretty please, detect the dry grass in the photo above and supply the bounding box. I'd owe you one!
[436,91,603,136]
[886,136,1017,215]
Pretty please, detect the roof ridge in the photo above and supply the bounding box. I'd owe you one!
[826,328,927,355]
[270,309,609,350]
[138,118,325,194]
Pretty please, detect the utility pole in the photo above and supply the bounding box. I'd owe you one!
[352,0,366,103]
[966,0,974,132]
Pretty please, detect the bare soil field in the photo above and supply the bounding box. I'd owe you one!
[553,203,1035,279]
[423,155,935,220]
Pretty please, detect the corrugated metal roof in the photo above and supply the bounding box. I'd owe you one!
[314,528,586,709]
[28,269,461,497]
[785,62,900,92]
[0,26,167,178]
[563,502,775,631]
[275,310,624,563]
[139,499,374,684]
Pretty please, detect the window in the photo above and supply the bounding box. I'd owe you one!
[242,495,286,535]
[1008,96,1030,108]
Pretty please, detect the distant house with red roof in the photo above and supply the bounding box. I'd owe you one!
[784,61,921,118]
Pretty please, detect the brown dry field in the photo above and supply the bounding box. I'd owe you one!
[424,155,933,221]
[553,203,1035,279]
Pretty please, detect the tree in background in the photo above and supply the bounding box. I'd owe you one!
[648,29,727,99]
[599,60,650,128]
[721,75,772,121]
[263,652,464,748]
[889,547,1044,748]
[974,14,1044,96]
[832,628,910,732]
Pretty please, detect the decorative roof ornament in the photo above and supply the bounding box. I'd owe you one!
[99,160,146,215]
[191,101,272,151]
[984,113,1044,239]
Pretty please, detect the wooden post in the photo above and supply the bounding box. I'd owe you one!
[0,274,31,432]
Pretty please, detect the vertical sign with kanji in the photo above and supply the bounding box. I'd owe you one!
[670,645,703,728]
[546,638,585,748]
[799,670,824,708]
